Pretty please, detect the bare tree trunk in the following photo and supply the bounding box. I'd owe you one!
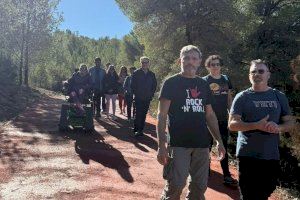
[24,42,29,86]
[19,23,25,86]
[24,12,30,87]
[185,24,193,44]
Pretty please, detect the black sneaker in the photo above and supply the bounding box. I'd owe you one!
[134,131,144,137]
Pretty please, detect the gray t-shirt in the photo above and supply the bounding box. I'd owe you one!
[230,88,291,160]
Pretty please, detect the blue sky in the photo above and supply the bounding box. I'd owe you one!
[57,0,133,39]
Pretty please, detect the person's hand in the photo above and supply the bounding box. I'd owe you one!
[217,142,226,161]
[157,145,169,166]
[265,121,280,134]
[256,115,269,131]
[79,89,84,94]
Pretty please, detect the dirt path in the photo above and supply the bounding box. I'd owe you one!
[0,92,276,199]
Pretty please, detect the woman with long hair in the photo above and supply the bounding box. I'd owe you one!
[103,65,119,120]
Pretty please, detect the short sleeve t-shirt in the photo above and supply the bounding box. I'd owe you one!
[159,74,213,148]
[202,75,233,121]
[230,88,291,160]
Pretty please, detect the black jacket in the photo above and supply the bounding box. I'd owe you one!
[131,68,157,101]
[103,73,119,95]
[67,72,92,93]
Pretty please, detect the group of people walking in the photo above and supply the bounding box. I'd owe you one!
[65,44,295,200]
[66,56,157,137]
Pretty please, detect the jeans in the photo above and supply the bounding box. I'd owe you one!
[134,98,150,132]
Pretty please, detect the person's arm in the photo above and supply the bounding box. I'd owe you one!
[152,73,157,97]
[228,114,269,132]
[89,67,92,76]
[123,76,129,92]
[206,105,224,145]
[265,115,295,133]
[227,76,233,112]
[156,98,171,165]
[131,72,137,95]
[278,115,295,133]
[264,91,295,133]
[227,90,233,112]
[205,105,226,160]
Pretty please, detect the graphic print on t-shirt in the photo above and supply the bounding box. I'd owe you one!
[209,83,229,95]
[253,101,278,108]
[182,86,205,113]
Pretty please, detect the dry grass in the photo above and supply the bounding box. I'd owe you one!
[275,186,300,200]
[290,119,300,160]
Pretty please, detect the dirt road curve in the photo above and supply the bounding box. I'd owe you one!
[0,92,276,199]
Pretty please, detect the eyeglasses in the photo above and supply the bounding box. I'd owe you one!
[250,69,269,75]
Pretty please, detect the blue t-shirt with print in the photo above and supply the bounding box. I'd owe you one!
[230,88,291,160]
[159,74,213,148]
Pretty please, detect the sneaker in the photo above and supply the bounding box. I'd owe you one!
[223,176,238,186]
[111,115,117,120]
[134,131,144,137]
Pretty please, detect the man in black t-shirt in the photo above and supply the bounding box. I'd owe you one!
[202,55,238,186]
[157,45,226,200]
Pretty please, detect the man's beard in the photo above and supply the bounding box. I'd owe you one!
[182,64,197,73]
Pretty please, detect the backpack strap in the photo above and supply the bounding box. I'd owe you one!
[222,74,229,82]
[273,88,283,116]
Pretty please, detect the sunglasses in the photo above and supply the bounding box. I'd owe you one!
[141,61,149,64]
[209,63,221,67]
[250,69,269,75]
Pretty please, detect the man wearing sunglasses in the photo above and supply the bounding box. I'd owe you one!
[131,56,157,136]
[228,59,295,200]
[203,55,238,186]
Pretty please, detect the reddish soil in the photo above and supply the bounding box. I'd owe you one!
[0,92,277,199]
